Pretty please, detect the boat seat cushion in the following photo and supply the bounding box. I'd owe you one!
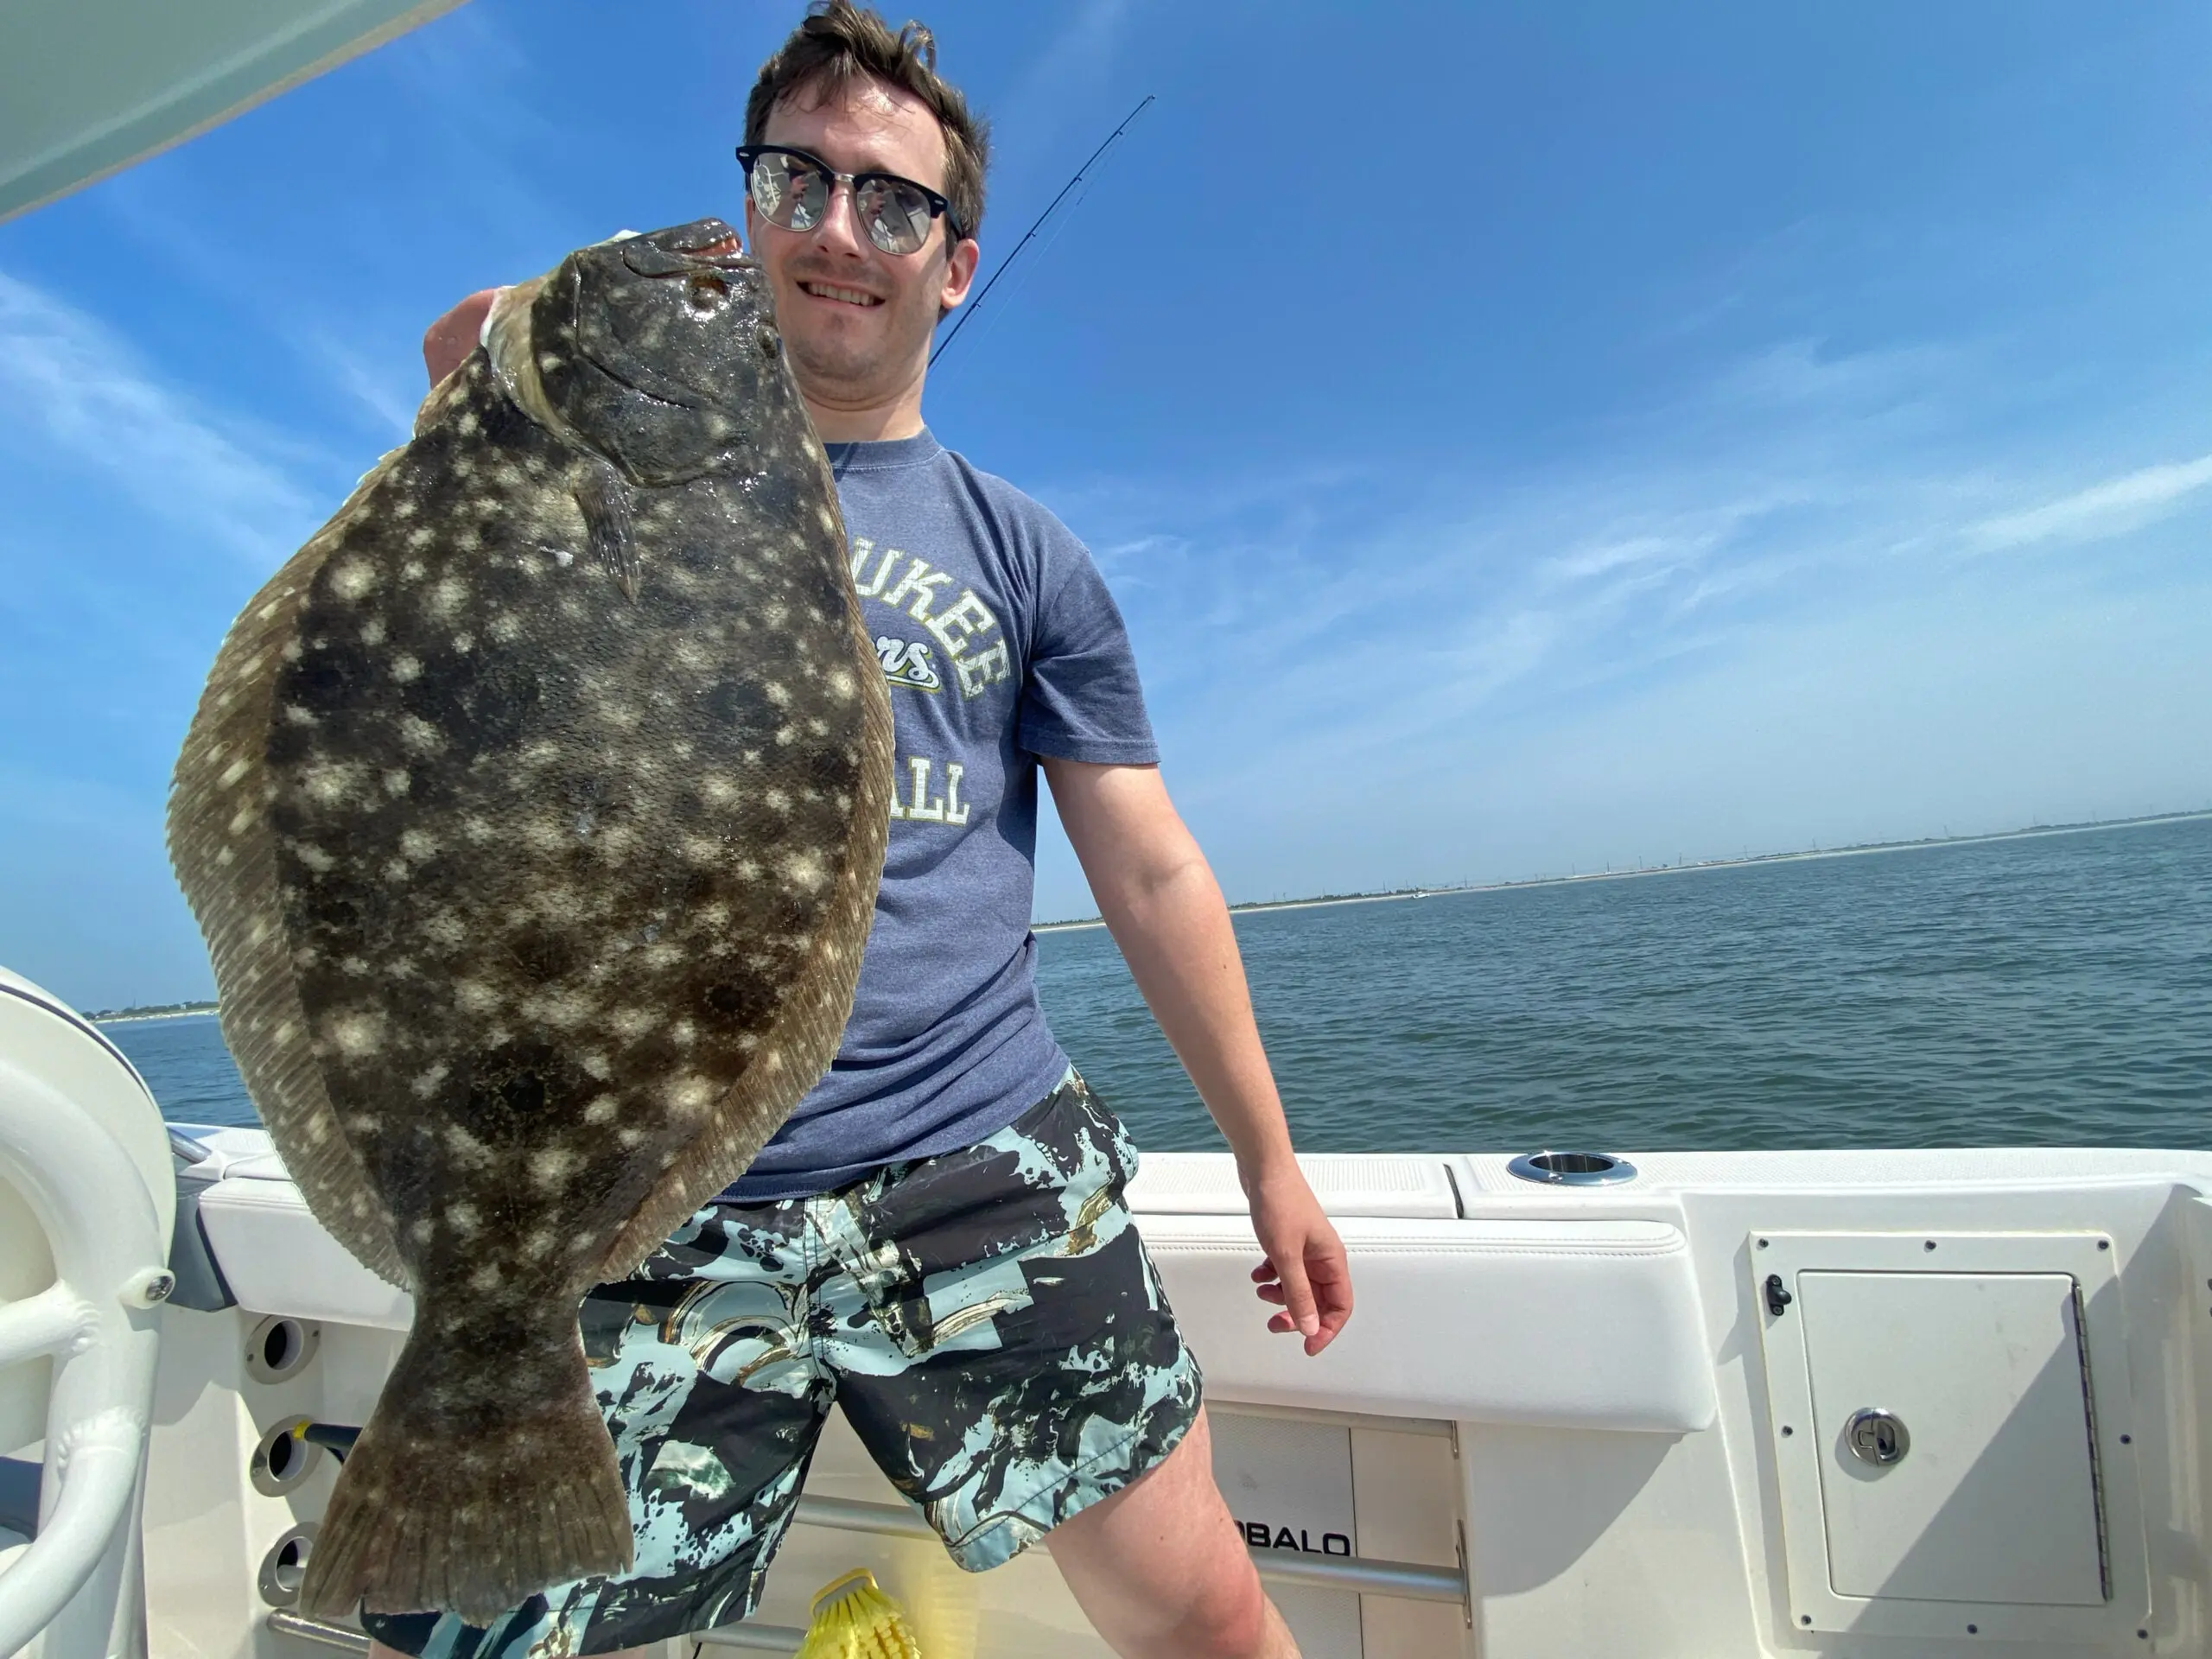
[1139,1214,1715,1432]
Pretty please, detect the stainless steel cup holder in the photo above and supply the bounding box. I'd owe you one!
[257,1523,317,1606]
[244,1314,321,1384]
[1507,1150,1637,1186]
[250,1417,322,1497]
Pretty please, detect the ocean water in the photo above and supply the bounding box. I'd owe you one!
[106,816,2212,1154]
[105,1010,251,1127]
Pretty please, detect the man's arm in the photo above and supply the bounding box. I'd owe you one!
[1043,757,1352,1356]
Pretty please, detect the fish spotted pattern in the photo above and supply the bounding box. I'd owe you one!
[166,219,893,1622]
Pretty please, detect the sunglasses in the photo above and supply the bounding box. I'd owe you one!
[734,144,963,257]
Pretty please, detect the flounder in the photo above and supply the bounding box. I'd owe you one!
[167,219,893,1621]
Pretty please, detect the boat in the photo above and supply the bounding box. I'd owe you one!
[5,8,2210,1656]
[11,962,2212,1657]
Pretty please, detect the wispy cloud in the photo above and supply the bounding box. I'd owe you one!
[1964,452,2212,553]
[1046,330,2212,835]
[365,3,567,220]
[0,269,321,563]
[986,0,1139,167]
[304,331,423,439]
[1039,406,2212,906]
[1541,532,1697,585]
[1706,336,1958,416]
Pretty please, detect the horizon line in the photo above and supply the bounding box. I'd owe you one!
[84,804,2212,1012]
[1033,805,2212,933]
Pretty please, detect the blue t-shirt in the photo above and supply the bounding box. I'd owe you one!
[725,429,1157,1199]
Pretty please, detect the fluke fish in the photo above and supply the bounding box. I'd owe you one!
[167,219,893,1622]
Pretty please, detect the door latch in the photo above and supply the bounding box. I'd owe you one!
[1845,1408,1910,1466]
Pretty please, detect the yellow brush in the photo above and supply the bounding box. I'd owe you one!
[796,1567,922,1659]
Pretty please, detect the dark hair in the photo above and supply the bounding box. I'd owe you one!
[744,1,989,242]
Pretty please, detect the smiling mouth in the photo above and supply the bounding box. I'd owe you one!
[800,280,882,308]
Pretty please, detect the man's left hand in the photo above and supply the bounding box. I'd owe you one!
[1246,1166,1353,1357]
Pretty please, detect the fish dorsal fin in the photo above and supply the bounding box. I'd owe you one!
[167,461,413,1290]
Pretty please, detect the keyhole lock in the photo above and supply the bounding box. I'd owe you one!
[1845,1408,1910,1466]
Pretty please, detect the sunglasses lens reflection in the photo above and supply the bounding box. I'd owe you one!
[747,150,939,255]
[855,179,932,255]
[750,152,828,232]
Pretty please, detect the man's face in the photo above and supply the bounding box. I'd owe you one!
[747,78,979,408]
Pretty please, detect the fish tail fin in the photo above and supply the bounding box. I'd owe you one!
[298,1324,632,1624]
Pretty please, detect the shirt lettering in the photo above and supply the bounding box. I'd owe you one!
[925,590,996,658]
[955,640,1011,698]
[850,538,901,598]
[880,558,954,622]
[851,539,1013,699]
[889,753,969,825]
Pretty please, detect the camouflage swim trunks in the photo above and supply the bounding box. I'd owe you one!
[362,1073,1202,1656]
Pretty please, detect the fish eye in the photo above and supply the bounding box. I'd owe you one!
[685,271,729,315]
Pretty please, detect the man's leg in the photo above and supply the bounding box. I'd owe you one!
[823,1077,1298,1659]
[374,1415,1294,1659]
[355,1198,835,1658]
[1047,1406,1298,1659]
[374,1409,1292,1659]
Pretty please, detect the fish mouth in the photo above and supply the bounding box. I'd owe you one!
[620,220,757,279]
[687,233,748,267]
[666,221,750,271]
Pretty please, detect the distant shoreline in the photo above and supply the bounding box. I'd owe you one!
[79,809,2211,993]
[1032,807,2212,933]
[88,1003,218,1026]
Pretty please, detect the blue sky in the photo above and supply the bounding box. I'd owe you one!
[4,1,2210,1007]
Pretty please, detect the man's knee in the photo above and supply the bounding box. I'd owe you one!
[1162,1556,1275,1659]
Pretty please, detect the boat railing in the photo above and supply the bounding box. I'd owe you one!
[0,976,175,1657]
[791,1492,1471,1610]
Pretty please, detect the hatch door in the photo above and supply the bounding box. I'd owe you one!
[1753,1229,2151,1644]
[1798,1269,2103,1605]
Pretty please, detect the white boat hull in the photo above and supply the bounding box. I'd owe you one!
[124,1129,2212,1657]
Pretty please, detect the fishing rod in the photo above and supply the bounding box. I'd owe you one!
[930,92,1155,366]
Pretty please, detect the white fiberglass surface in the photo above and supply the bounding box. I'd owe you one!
[150,1146,2212,1657]
[0,0,463,223]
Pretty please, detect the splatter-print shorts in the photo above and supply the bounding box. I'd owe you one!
[363,1072,1203,1656]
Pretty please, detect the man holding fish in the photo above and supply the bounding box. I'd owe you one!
[392,6,1351,1655]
